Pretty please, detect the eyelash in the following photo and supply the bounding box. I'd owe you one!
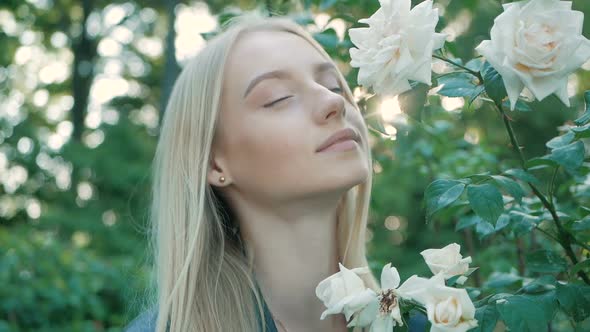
[263,87,343,108]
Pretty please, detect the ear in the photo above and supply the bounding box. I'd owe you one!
[207,150,230,187]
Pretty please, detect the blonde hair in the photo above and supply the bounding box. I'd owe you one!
[143,9,379,332]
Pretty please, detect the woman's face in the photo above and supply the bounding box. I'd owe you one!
[209,29,370,204]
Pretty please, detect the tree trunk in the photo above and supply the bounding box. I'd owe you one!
[71,0,96,142]
[160,0,181,121]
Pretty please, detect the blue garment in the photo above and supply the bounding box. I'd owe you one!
[124,306,426,332]
[124,284,427,332]
[124,308,426,331]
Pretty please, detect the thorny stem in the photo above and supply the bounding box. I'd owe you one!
[494,101,590,285]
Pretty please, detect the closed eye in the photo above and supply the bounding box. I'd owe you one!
[263,95,292,108]
[263,87,343,108]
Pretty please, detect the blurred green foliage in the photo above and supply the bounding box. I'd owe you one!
[1,0,589,331]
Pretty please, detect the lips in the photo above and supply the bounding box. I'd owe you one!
[316,128,360,152]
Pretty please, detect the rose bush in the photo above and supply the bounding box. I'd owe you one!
[325,0,590,330]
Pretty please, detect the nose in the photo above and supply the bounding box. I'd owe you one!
[314,87,346,123]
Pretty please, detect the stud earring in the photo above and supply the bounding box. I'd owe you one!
[219,176,225,183]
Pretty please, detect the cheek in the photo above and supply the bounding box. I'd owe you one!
[227,120,313,183]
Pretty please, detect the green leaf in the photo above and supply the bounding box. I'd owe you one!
[495,214,510,231]
[468,85,486,106]
[571,216,590,231]
[476,220,496,240]
[484,272,522,290]
[556,282,590,322]
[526,249,568,273]
[496,295,548,332]
[526,290,559,320]
[503,168,542,187]
[465,172,492,182]
[522,275,557,294]
[313,28,339,50]
[572,123,590,139]
[293,14,315,26]
[465,267,479,277]
[574,91,590,126]
[546,141,585,172]
[570,259,590,278]
[467,183,504,225]
[524,157,558,169]
[425,179,466,221]
[508,211,539,237]
[546,131,575,149]
[471,304,499,332]
[491,175,525,204]
[455,214,480,231]
[437,73,478,97]
[481,61,507,105]
[502,99,532,112]
[466,58,484,72]
[319,0,338,10]
[446,274,462,286]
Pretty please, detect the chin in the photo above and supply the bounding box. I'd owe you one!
[329,164,370,192]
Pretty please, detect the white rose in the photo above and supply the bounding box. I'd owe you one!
[348,0,446,97]
[403,274,479,332]
[347,294,379,328]
[315,263,377,323]
[368,263,432,332]
[475,0,590,110]
[337,263,411,328]
[420,243,472,280]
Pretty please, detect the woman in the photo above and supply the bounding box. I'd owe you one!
[125,9,426,332]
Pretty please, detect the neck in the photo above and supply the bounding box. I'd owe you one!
[234,193,350,331]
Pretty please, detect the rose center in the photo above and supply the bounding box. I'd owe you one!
[378,289,399,315]
[434,296,461,326]
[523,23,558,52]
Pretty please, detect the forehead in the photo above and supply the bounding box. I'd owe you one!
[225,30,328,84]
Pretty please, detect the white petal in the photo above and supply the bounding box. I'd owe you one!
[380,263,401,290]
[456,276,468,285]
[396,274,435,303]
[345,288,378,311]
[347,295,379,327]
[558,37,590,75]
[516,71,566,102]
[554,83,570,107]
[432,33,447,51]
[348,27,373,48]
[409,57,433,84]
[521,0,560,14]
[499,65,525,110]
[369,314,395,332]
[339,263,368,294]
[390,304,403,326]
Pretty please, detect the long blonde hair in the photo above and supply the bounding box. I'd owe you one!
[143,9,379,332]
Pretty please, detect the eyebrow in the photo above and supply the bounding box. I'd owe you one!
[243,62,338,99]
